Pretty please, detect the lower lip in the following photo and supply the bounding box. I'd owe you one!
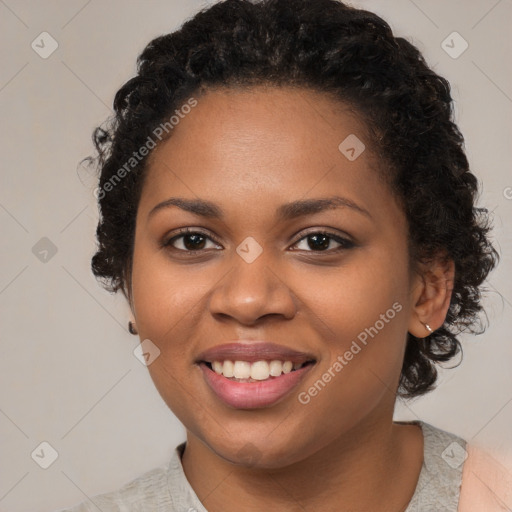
[199,362,314,409]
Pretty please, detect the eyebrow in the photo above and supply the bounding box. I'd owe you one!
[147,195,372,221]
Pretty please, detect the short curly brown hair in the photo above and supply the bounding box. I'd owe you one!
[87,0,499,398]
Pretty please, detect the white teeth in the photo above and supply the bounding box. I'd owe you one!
[210,359,305,380]
[233,361,251,379]
[250,361,270,380]
[282,361,293,374]
[269,360,283,377]
[223,360,234,378]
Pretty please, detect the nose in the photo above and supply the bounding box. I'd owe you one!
[208,249,298,326]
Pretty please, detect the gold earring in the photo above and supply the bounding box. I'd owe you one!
[128,321,138,335]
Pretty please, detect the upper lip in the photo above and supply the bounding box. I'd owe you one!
[196,342,316,364]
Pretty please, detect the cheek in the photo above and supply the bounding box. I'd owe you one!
[130,246,210,422]
[131,240,211,342]
[294,246,410,401]
[302,244,410,345]
[130,243,209,397]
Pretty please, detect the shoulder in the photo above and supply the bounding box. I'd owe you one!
[401,420,466,511]
[53,465,172,512]
[419,421,467,453]
[410,421,512,512]
[54,441,207,512]
[458,443,512,512]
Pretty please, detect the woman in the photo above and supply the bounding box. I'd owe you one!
[59,0,509,510]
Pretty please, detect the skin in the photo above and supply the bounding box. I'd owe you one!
[128,86,454,511]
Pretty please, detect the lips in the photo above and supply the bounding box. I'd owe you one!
[195,342,316,409]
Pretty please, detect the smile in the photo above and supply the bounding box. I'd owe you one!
[195,341,317,409]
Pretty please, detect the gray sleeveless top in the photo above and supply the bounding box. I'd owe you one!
[57,421,465,511]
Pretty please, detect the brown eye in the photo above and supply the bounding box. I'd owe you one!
[163,229,222,253]
[292,231,355,252]
[178,233,207,251]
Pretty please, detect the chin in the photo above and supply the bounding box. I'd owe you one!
[203,432,313,470]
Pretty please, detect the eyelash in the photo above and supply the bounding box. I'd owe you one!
[161,227,355,255]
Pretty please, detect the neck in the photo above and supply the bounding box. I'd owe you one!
[181,416,423,511]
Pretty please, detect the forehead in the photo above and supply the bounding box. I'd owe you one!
[139,86,398,224]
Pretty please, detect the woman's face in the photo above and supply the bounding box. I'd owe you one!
[130,86,420,467]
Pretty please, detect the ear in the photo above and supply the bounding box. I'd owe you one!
[408,255,455,338]
[126,295,138,335]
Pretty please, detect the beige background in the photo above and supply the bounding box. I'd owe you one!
[0,0,511,510]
